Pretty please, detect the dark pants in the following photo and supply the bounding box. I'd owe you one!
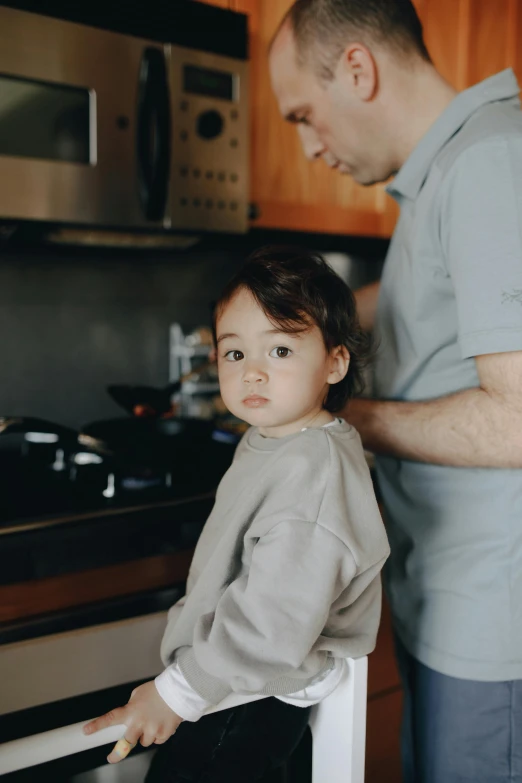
[145,697,311,783]
[395,636,522,783]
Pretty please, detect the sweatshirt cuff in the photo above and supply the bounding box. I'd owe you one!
[177,646,233,705]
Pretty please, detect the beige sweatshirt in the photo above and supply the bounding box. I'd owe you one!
[160,419,390,704]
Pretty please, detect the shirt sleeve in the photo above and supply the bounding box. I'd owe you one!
[442,137,522,359]
[155,660,212,722]
[176,520,357,705]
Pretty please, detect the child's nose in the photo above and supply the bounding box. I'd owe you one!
[242,362,268,384]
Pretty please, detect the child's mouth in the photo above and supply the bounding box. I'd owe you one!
[243,396,269,408]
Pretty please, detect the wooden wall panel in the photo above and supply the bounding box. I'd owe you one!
[467,0,513,86]
[250,0,398,235]
[413,0,468,88]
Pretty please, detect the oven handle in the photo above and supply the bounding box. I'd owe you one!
[136,46,170,222]
[0,719,125,774]
[0,693,265,774]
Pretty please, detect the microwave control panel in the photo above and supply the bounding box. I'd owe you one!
[168,45,249,234]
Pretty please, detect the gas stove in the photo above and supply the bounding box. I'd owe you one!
[0,432,235,651]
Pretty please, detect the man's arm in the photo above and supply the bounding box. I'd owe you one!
[354,281,381,332]
[345,350,522,468]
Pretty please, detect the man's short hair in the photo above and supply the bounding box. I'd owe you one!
[281,0,431,80]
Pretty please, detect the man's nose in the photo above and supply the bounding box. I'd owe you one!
[297,124,326,161]
[242,361,268,384]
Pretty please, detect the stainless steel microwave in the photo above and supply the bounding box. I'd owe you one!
[0,6,249,233]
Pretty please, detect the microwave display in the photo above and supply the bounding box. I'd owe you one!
[0,74,91,164]
[183,64,235,102]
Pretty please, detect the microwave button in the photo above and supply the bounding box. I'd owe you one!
[179,166,188,177]
[230,138,238,148]
[217,171,226,182]
[230,109,238,121]
[196,110,224,140]
[218,200,226,209]
[230,201,238,211]
[193,169,201,178]
[205,199,214,209]
[206,170,214,180]
[230,173,238,183]
[193,198,201,207]
[180,130,188,142]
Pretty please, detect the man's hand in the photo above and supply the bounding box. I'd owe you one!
[83,681,183,763]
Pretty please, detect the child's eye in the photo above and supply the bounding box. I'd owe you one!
[269,346,292,359]
[224,350,244,362]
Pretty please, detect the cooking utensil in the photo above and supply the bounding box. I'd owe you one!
[106,360,215,418]
[0,417,77,441]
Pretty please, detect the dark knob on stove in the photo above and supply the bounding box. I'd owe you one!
[196,110,224,140]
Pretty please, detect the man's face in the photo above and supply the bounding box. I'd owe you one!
[269,26,390,186]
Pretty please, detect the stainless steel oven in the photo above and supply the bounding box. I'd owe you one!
[0,612,168,780]
[0,6,249,233]
[0,431,219,781]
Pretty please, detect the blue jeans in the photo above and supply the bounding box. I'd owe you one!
[395,636,522,782]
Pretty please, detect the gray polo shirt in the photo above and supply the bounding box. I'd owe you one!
[374,69,522,681]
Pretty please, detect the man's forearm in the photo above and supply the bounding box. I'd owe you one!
[354,281,381,332]
[347,387,522,468]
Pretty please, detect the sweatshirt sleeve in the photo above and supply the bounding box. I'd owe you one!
[176,519,357,704]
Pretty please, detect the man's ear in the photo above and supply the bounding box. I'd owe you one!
[339,43,378,101]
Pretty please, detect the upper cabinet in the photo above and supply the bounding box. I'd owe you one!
[412,0,521,89]
[247,0,399,238]
[200,0,522,238]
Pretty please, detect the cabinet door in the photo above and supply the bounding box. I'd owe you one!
[248,0,399,237]
[413,0,467,88]
[366,689,403,783]
[466,0,518,87]
[414,0,519,90]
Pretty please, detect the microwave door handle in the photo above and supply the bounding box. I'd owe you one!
[137,47,170,222]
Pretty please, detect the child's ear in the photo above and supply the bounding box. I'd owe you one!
[327,345,350,384]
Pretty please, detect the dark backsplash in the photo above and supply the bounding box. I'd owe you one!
[0,248,241,427]
[0,236,384,429]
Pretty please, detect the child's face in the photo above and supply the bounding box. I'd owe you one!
[216,288,349,438]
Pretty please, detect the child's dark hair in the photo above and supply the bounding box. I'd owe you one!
[213,246,372,413]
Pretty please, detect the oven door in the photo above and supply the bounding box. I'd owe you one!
[0,610,170,781]
[0,7,170,228]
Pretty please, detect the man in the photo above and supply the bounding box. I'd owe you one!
[270,2,522,782]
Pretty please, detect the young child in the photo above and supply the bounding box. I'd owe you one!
[84,246,389,782]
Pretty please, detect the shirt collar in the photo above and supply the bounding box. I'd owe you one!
[387,69,521,202]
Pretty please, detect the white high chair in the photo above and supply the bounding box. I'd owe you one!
[0,656,367,782]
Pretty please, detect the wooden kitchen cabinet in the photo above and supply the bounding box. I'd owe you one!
[366,599,403,781]
[366,689,403,782]
[413,0,521,89]
[201,0,522,237]
[247,0,399,237]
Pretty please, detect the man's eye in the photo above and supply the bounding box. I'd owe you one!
[269,346,292,358]
[224,350,244,362]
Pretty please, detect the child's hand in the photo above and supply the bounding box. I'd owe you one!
[83,680,183,763]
